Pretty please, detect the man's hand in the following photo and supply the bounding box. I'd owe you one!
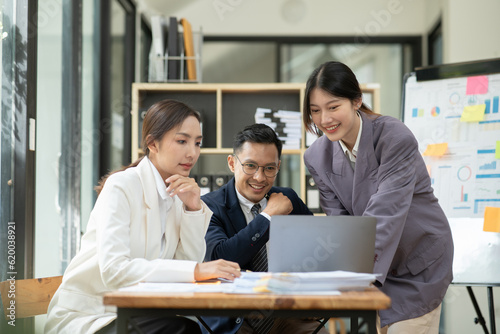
[262,192,293,216]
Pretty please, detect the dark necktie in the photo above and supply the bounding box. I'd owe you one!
[250,204,268,272]
[248,203,274,334]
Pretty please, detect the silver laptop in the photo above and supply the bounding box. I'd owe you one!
[268,215,377,273]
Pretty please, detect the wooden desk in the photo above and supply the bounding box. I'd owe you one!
[104,288,390,334]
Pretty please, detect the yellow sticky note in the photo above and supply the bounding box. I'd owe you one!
[483,207,500,233]
[496,141,500,159]
[460,104,486,122]
[423,143,448,156]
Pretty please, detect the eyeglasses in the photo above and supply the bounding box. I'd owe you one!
[234,155,279,178]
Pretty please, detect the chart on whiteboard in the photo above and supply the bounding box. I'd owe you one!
[403,73,500,218]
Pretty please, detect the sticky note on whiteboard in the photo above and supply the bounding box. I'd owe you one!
[423,143,448,156]
[466,75,489,95]
[483,207,500,233]
[460,104,486,122]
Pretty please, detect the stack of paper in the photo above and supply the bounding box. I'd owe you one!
[255,108,302,149]
[118,271,379,295]
[229,271,378,295]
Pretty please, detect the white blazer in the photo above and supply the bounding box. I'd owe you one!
[44,158,212,334]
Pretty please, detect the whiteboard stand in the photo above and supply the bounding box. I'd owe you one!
[449,217,499,334]
[464,285,496,334]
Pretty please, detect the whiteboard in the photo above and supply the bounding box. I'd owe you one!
[402,67,500,284]
[403,73,500,219]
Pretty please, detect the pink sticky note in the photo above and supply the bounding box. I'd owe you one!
[466,76,489,95]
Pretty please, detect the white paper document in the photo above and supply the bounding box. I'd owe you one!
[119,282,227,293]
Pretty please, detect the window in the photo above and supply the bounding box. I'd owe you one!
[98,0,136,176]
[0,0,37,332]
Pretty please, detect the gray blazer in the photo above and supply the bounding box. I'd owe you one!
[304,112,453,327]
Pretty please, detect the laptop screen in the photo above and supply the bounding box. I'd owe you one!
[268,215,377,273]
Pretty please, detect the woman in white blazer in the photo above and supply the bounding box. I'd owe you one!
[45,100,241,334]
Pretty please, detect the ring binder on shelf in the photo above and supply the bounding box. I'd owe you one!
[306,175,322,213]
[138,110,148,148]
[166,17,180,80]
[212,175,230,191]
[196,175,212,196]
[148,15,165,82]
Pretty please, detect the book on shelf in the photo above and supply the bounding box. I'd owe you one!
[306,175,322,213]
[166,16,180,80]
[180,18,197,81]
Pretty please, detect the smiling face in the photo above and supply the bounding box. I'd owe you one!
[148,116,202,181]
[228,142,280,203]
[309,88,361,151]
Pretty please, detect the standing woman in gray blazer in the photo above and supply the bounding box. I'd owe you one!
[303,61,453,334]
[45,100,240,334]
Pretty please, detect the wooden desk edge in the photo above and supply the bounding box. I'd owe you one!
[103,288,391,311]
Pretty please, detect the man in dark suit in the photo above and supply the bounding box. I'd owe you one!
[200,124,328,334]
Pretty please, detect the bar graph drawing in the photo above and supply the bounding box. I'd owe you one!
[479,161,497,171]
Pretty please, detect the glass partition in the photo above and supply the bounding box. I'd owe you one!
[281,43,403,118]
[35,0,64,279]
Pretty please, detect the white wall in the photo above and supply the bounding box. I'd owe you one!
[424,0,443,32]
[424,0,500,63]
[443,0,500,63]
[141,0,500,64]
[141,0,426,36]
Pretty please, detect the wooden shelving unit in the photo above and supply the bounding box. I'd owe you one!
[131,83,380,201]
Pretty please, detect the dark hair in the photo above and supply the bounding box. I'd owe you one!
[95,99,200,195]
[303,61,379,136]
[233,123,283,158]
